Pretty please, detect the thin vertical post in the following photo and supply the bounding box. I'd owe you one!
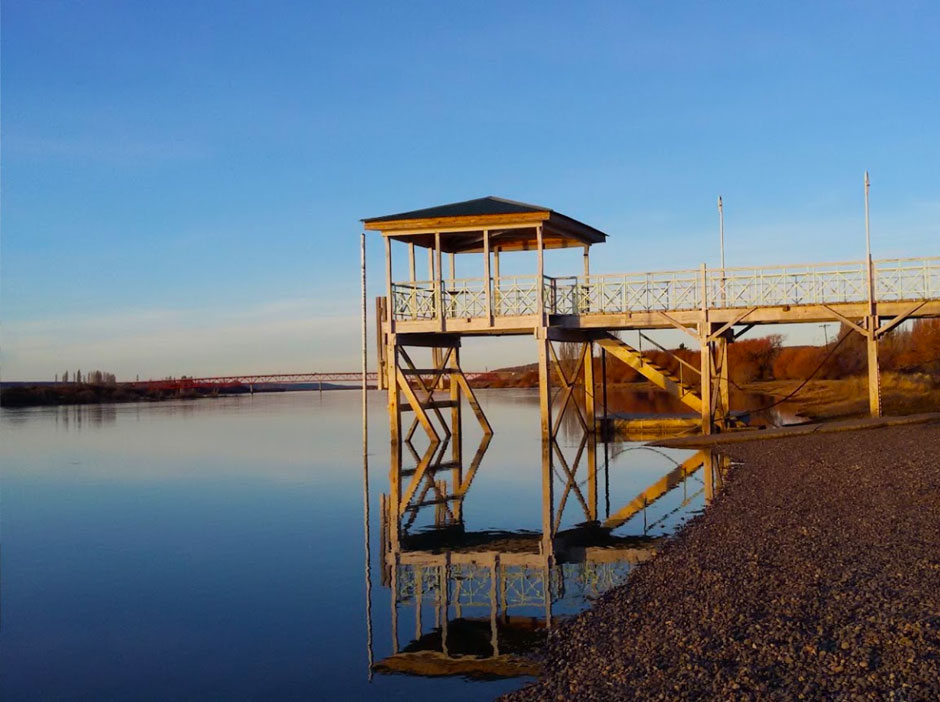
[435,232,444,330]
[360,230,374,678]
[390,550,399,654]
[493,249,501,315]
[703,451,715,505]
[362,232,368,427]
[864,172,881,417]
[384,236,394,333]
[483,229,493,325]
[440,554,450,657]
[718,196,726,306]
[489,554,500,657]
[536,225,545,323]
[449,347,463,519]
[387,337,401,551]
[718,195,725,270]
[583,341,597,521]
[716,334,730,429]
[537,332,554,555]
[408,242,416,283]
[700,324,713,435]
[582,246,591,315]
[867,320,882,418]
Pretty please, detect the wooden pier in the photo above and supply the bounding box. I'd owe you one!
[363,195,940,568]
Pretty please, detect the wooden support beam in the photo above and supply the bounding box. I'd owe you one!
[408,242,416,282]
[876,300,926,338]
[396,367,441,443]
[654,310,700,339]
[707,307,757,342]
[396,333,461,348]
[602,451,706,530]
[454,370,493,435]
[821,305,869,338]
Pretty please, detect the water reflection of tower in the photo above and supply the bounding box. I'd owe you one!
[374,408,730,679]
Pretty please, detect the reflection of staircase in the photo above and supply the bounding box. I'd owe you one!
[594,332,702,413]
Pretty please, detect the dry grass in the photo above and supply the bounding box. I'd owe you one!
[748,373,940,421]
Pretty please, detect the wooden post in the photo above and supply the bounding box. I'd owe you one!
[583,341,597,521]
[449,347,463,519]
[384,236,394,334]
[867,316,883,417]
[700,325,713,435]
[699,264,713,434]
[387,337,401,552]
[435,232,443,331]
[716,334,730,429]
[537,331,554,555]
[408,242,416,283]
[493,249,501,316]
[489,554,500,657]
[483,229,493,325]
[440,553,450,657]
[375,297,386,391]
[536,225,545,324]
[866,244,882,417]
[703,451,715,505]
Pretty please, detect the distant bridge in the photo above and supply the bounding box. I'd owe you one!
[131,370,508,392]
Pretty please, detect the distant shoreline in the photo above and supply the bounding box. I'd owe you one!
[0,382,359,408]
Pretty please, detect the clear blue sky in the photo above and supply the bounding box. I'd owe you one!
[2,1,938,379]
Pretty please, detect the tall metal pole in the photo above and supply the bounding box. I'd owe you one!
[718,195,725,270]
[864,171,871,262]
[360,231,373,680]
[865,171,874,310]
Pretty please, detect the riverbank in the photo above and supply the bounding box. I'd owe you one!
[503,423,940,701]
[745,373,940,421]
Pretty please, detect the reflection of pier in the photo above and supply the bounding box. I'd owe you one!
[374,441,730,678]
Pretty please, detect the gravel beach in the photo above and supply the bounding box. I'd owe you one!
[503,423,940,701]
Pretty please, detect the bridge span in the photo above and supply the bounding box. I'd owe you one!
[131,370,504,392]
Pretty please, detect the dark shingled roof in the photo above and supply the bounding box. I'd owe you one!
[362,196,548,223]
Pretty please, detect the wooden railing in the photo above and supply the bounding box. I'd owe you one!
[389,257,940,321]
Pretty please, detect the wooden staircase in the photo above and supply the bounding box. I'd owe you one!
[594,332,703,414]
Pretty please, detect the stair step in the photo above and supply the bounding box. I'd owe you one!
[404,497,457,509]
[401,399,459,411]
[401,461,459,476]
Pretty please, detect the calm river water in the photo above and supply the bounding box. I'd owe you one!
[1,390,710,700]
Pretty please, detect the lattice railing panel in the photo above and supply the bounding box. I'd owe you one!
[389,258,940,321]
[391,282,436,320]
[444,278,489,319]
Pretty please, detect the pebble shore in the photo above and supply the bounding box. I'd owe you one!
[503,423,940,701]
